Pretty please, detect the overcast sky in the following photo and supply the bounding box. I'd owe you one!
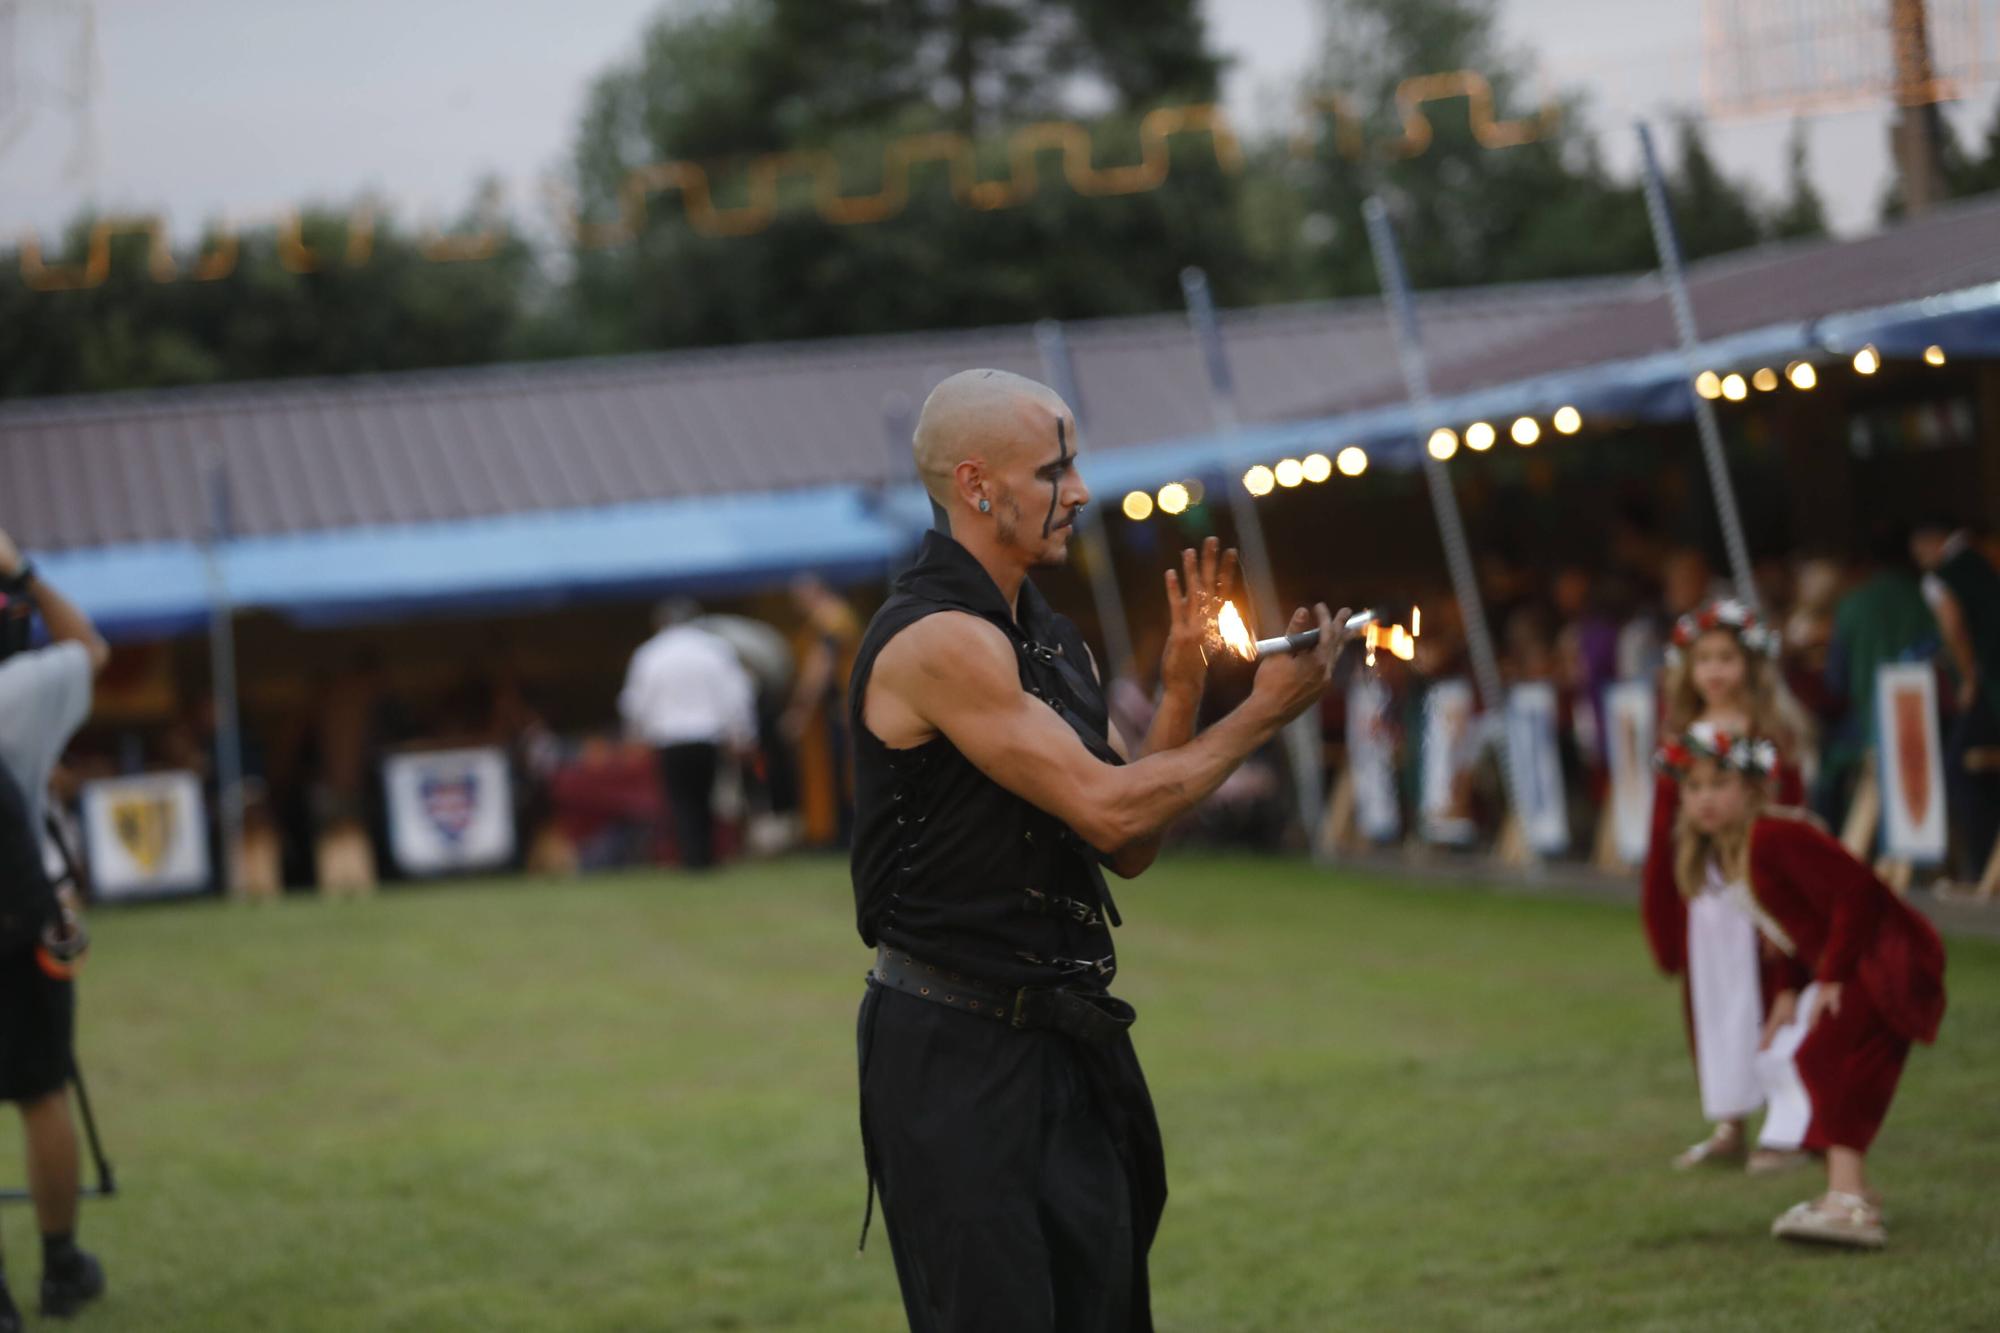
[3,0,1994,248]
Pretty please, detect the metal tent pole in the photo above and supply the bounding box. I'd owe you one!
[1179,266,1327,853]
[1635,121,1760,610]
[1035,320,1137,683]
[1361,197,1531,854]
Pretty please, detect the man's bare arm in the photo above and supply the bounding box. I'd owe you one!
[875,606,1339,853]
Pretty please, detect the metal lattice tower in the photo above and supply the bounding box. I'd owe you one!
[0,0,98,176]
[1701,0,1999,119]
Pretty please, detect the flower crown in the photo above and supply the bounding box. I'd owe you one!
[1654,721,1779,781]
[1666,598,1778,667]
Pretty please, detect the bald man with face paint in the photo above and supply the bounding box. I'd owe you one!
[849,370,1345,1332]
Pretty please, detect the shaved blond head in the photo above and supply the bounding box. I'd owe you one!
[912,369,1072,510]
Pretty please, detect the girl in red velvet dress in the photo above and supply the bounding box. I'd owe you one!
[1642,601,1810,1172]
[1661,726,1946,1248]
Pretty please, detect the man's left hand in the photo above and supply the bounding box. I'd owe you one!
[1160,537,1239,700]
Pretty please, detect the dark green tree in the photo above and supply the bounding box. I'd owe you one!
[561,0,1249,354]
[1268,0,1813,301]
[1,190,545,400]
[1766,122,1829,241]
[1667,117,1764,258]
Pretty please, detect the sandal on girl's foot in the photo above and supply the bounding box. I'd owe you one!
[1673,1129,1746,1171]
[1746,1149,1812,1176]
[1772,1192,1886,1249]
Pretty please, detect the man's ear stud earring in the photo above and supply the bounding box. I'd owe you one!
[979,498,991,513]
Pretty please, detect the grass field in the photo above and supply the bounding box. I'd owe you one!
[3,856,1996,1332]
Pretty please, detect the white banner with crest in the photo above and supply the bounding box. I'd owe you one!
[1419,678,1479,846]
[384,747,515,876]
[1603,680,1659,866]
[1506,683,1570,856]
[1876,663,1946,863]
[81,771,210,900]
[1348,677,1401,843]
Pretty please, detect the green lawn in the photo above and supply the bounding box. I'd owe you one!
[5,856,1996,1332]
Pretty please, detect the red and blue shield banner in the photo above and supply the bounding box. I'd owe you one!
[385,747,515,875]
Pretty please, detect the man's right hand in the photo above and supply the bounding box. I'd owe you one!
[1248,604,1345,728]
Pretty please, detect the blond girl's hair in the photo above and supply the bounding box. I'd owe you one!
[1661,629,1800,751]
[1673,769,1770,899]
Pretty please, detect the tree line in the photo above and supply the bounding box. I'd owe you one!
[5,0,1996,402]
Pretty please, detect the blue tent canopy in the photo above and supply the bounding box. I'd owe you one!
[40,486,915,641]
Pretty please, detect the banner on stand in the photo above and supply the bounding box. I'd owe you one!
[385,747,516,876]
[1419,678,1478,846]
[1876,664,1945,863]
[1604,680,1658,865]
[82,771,210,900]
[1506,683,1570,856]
[1348,677,1401,843]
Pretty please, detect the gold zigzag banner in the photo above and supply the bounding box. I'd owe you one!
[17,74,1561,291]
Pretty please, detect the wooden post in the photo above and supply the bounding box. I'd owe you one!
[1840,756,1880,857]
[315,819,378,897]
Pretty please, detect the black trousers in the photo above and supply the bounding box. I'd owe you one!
[657,743,720,870]
[857,982,1166,1333]
[1947,689,2000,881]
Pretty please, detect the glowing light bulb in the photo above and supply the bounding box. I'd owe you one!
[1274,458,1305,488]
[1301,453,1332,483]
[1695,371,1722,400]
[1924,344,1946,366]
[1465,421,1497,451]
[1853,345,1880,375]
[1427,428,1459,460]
[1721,373,1748,401]
[1157,482,1189,515]
[1752,367,1779,392]
[1244,465,1276,497]
[1336,446,1368,477]
[1511,416,1541,446]
[1552,406,1581,435]
[1786,361,1817,390]
[1121,490,1153,521]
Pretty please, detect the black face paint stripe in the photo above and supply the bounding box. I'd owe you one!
[1043,417,1068,539]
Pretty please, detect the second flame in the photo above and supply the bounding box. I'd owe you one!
[1217,601,1256,659]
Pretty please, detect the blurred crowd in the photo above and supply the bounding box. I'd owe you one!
[45,518,2000,894]
[1320,516,2000,884]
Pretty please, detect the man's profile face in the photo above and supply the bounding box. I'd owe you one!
[988,409,1092,569]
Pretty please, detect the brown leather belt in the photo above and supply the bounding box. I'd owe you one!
[870,944,1136,1044]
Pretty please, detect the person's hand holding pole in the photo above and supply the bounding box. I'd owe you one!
[1247,604,1349,728]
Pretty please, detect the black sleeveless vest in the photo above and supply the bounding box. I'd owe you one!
[849,531,1123,992]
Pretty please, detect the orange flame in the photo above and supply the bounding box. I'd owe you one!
[1217,601,1256,659]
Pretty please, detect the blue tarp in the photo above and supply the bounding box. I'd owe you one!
[40,486,916,641]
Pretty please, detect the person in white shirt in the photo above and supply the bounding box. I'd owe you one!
[0,523,111,1328]
[619,599,757,870]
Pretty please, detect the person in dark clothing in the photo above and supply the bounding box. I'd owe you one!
[850,369,1345,1332]
[1911,521,2000,880]
[0,525,111,1329]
